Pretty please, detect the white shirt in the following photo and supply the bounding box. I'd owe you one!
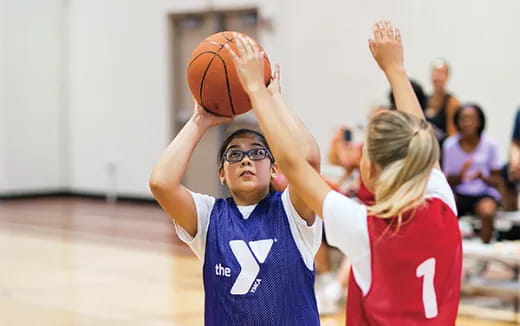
[175,188,323,271]
[322,168,457,295]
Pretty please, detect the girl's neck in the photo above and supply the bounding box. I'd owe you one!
[231,188,269,206]
[432,88,446,98]
[460,134,480,151]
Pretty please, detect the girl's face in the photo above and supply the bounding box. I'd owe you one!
[219,134,277,196]
[459,107,480,137]
[431,65,449,91]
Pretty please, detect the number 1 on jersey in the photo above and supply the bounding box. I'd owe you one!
[416,258,438,319]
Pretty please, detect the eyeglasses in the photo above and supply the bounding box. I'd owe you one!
[222,148,271,163]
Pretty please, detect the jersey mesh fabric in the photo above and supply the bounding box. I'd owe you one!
[203,191,320,325]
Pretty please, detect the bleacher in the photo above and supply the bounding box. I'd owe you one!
[460,212,520,323]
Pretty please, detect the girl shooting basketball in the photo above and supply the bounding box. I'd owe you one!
[149,66,322,325]
[227,21,462,325]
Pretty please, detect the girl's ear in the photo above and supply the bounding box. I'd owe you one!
[271,162,279,180]
[218,167,226,185]
[271,163,288,191]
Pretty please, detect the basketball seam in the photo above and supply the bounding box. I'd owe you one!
[199,54,219,111]
[187,38,233,70]
[220,51,236,116]
[200,40,225,47]
[189,36,236,116]
[221,32,233,42]
[219,34,237,115]
[187,51,213,70]
[198,43,236,116]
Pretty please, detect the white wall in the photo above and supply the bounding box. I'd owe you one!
[67,0,203,197]
[0,0,6,188]
[3,0,520,197]
[67,0,269,197]
[280,0,520,165]
[1,0,65,193]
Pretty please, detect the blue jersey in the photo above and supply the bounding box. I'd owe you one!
[203,191,320,325]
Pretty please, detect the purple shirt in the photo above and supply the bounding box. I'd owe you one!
[442,132,501,200]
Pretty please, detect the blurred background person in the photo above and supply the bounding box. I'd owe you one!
[500,108,520,211]
[388,79,427,112]
[443,104,502,243]
[313,126,359,315]
[426,58,460,144]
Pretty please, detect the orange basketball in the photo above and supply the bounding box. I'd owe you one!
[187,31,271,117]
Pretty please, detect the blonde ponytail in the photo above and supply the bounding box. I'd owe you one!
[366,111,439,221]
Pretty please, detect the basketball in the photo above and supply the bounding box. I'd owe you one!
[187,31,271,117]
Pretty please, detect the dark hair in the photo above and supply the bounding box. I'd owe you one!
[218,128,274,167]
[453,103,486,136]
[388,79,427,111]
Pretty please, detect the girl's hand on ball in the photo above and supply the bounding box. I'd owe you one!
[267,64,282,97]
[225,34,266,95]
[192,98,232,128]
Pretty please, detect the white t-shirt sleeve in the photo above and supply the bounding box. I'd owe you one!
[322,190,371,295]
[281,188,323,271]
[320,170,458,296]
[425,168,458,216]
[173,191,216,261]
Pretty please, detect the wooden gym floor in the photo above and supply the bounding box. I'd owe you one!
[0,197,517,325]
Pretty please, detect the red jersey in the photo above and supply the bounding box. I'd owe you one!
[323,169,462,325]
[357,181,375,205]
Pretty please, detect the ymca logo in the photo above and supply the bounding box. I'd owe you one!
[215,239,274,295]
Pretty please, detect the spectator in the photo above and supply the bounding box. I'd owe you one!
[500,108,520,211]
[389,79,427,111]
[443,104,501,243]
[426,58,460,144]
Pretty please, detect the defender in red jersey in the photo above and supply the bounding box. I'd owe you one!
[227,21,462,325]
[327,169,461,325]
